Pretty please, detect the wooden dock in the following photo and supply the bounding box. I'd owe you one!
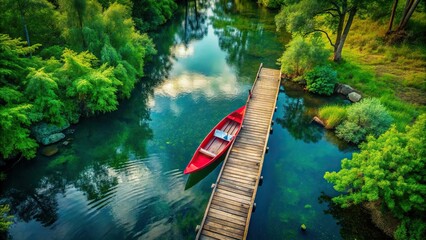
[195,64,281,240]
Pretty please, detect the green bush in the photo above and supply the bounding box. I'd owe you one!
[395,218,426,240]
[325,114,426,239]
[278,35,330,77]
[336,98,392,143]
[318,105,347,129]
[305,65,338,95]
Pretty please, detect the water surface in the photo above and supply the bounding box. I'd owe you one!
[1,1,388,239]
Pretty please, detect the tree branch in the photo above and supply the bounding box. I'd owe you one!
[329,1,342,14]
[304,29,335,47]
[324,10,338,18]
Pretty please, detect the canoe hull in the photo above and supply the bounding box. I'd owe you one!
[184,106,246,174]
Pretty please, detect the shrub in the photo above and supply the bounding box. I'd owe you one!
[336,98,393,143]
[318,105,347,129]
[278,35,330,77]
[305,65,338,95]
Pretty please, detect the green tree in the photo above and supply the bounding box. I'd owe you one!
[131,0,177,32]
[278,35,330,77]
[0,87,38,159]
[0,34,40,159]
[305,65,337,95]
[276,0,373,61]
[0,34,40,86]
[25,68,65,125]
[387,0,422,34]
[258,0,282,8]
[0,0,60,47]
[57,1,156,98]
[59,49,120,115]
[336,98,392,143]
[325,114,426,239]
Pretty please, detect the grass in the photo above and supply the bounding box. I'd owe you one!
[329,15,426,130]
[318,105,347,129]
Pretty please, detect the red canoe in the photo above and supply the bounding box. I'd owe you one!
[184,106,246,174]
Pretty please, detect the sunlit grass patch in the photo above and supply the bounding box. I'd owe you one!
[318,105,347,129]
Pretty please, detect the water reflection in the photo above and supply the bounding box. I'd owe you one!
[182,0,209,45]
[6,174,64,227]
[0,1,379,239]
[319,193,392,240]
[185,155,224,190]
[154,70,242,99]
[211,0,290,76]
[276,97,323,143]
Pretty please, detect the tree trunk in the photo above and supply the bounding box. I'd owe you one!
[399,0,413,26]
[387,0,398,34]
[397,0,420,30]
[18,1,31,57]
[20,15,31,47]
[77,12,87,49]
[334,12,345,54]
[333,7,357,62]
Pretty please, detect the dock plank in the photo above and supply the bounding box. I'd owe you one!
[196,65,280,240]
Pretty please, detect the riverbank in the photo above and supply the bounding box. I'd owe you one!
[324,16,426,238]
[333,17,426,129]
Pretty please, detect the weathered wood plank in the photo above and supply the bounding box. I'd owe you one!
[201,230,237,240]
[210,202,248,217]
[209,208,247,223]
[196,66,280,240]
[219,178,257,190]
[214,190,252,204]
[216,182,254,196]
[221,174,257,186]
[212,196,251,209]
[199,234,218,240]
[217,183,253,197]
[221,171,258,183]
[207,216,246,230]
[204,220,244,238]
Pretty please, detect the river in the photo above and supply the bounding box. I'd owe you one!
[0,1,389,239]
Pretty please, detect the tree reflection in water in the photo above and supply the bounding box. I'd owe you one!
[146,0,209,82]
[5,173,66,227]
[276,97,323,143]
[182,0,208,45]
[2,74,154,228]
[319,193,392,240]
[211,0,289,78]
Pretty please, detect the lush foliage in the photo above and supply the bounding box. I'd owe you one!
[0,0,61,47]
[325,114,426,239]
[0,0,173,160]
[258,0,282,8]
[318,105,347,129]
[278,35,330,77]
[132,0,177,31]
[305,65,338,95]
[275,0,374,61]
[0,35,39,159]
[0,204,13,233]
[336,98,392,143]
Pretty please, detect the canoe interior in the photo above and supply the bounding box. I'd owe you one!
[184,106,245,174]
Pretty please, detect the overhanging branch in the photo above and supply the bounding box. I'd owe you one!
[304,29,335,47]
